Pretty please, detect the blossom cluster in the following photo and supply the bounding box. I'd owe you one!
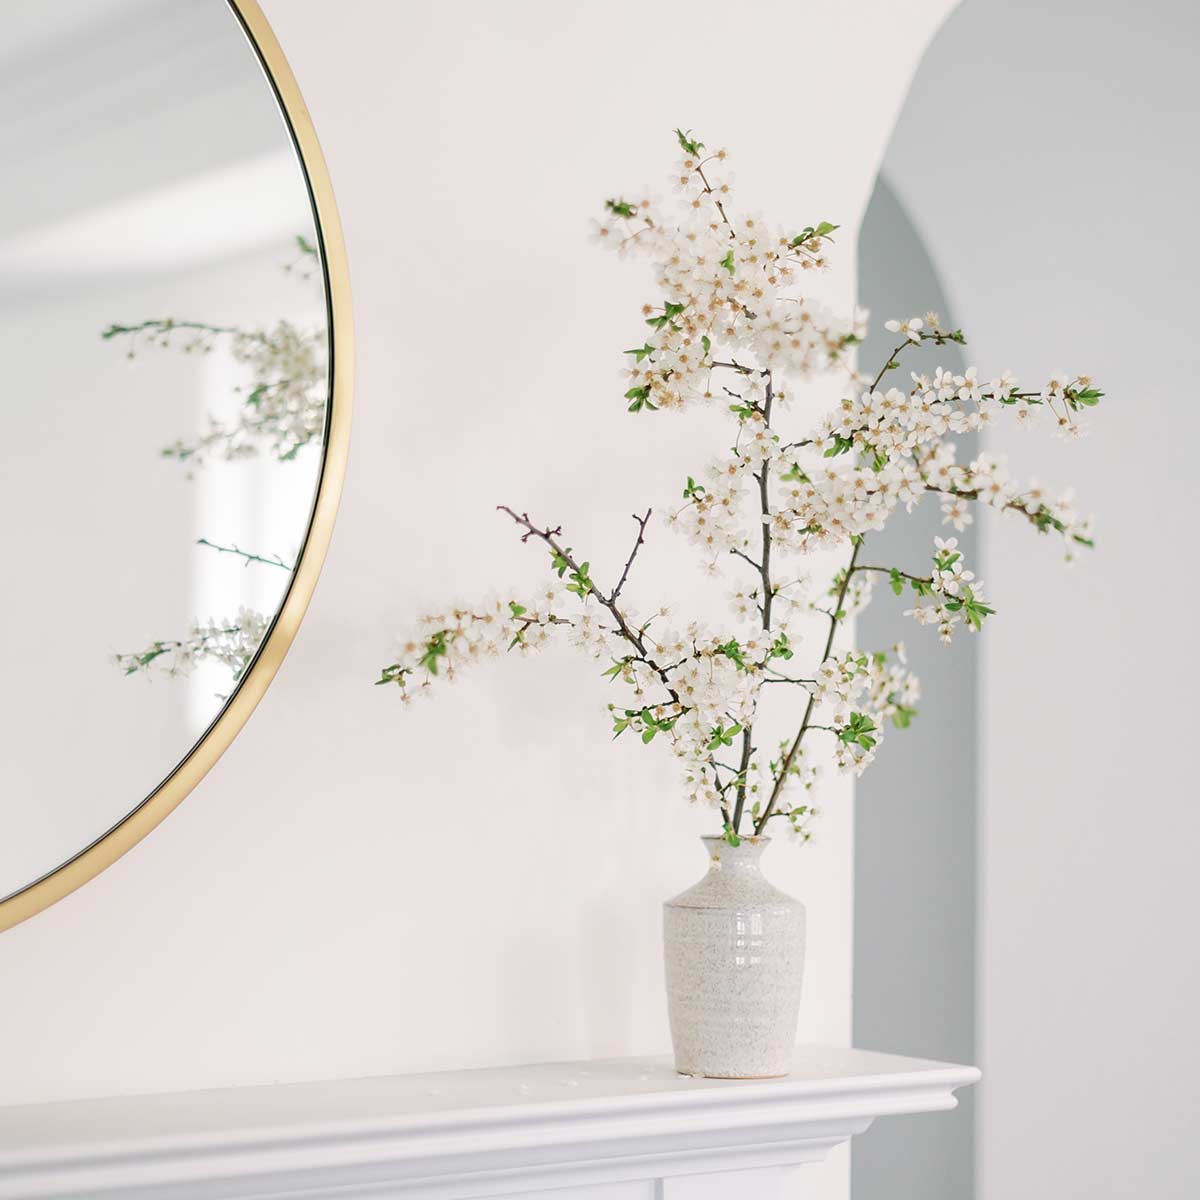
[103,275,327,467]
[381,130,1104,846]
[375,592,568,701]
[108,243,327,692]
[591,133,865,415]
[115,607,268,681]
[156,320,327,464]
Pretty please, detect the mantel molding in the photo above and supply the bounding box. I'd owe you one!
[0,1048,979,1199]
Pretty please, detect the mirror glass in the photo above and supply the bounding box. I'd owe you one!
[0,1,330,901]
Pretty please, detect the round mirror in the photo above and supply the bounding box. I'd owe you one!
[0,0,351,928]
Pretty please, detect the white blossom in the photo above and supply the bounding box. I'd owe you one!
[376,130,1105,845]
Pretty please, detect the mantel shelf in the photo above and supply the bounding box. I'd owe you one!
[0,1047,979,1200]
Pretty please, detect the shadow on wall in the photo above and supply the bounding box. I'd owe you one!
[878,1,1200,1197]
[853,174,977,1200]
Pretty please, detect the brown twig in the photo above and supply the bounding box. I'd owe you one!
[497,506,680,703]
[612,510,652,603]
[754,537,862,833]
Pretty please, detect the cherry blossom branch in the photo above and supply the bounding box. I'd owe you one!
[101,318,255,343]
[496,506,680,702]
[852,564,930,585]
[922,483,1094,546]
[730,548,763,571]
[868,339,913,390]
[197,538,292,570]
[754,537,862,834]
[611,509,652,603]
[731,372,776,833]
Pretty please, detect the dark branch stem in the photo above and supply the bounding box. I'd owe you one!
[694,164,733,229]
[852,564,929,585]
[868,339,913,392]
[611,510,652,603]
[730,372,775,834]
[497,506,680,704]
[755,537,862,833]
[197,538,292,571]
[101,318,266,344]
[730,548,763,572]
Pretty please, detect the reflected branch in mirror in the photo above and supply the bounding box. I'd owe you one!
[101,243,327,466]
[196,538,293,571]
[113,608,268,682]
[114,540,292,684]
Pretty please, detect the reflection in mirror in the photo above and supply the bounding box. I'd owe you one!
[0,1,329,901]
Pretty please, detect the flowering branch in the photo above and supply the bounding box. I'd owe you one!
[754,538,861,833]
[196,538,293,570]
[496,505,678,700]
[612,509,654,603]
[380,129,1105,848]
[103,307,326,466]
[114,609,268,681]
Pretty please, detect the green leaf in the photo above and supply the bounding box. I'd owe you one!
[625,343,656,363]
[769,632,794,662]
[567,561,595,599]
[701,334,712,356]
[675,128,705,157]
[814,220,839,237]
[836,712,878,746]
[719,249,735,275]
[706,722,742,751]
[645,300,686,331]
[605,198,636,218]
[625,382,659,413]
[717,639,748,671]
[508,602,527,618]
[889,568,904,596]
[418,631,449,675]
[683,475,706,500]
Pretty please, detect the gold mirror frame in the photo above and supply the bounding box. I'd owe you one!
[0,0,352,932]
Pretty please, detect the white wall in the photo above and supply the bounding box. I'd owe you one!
[882,1,1200,1195]
[0,5,957,1199]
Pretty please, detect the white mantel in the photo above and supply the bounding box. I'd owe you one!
[0,1048,978,1199]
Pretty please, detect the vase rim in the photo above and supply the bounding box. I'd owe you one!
[700,833,771,848]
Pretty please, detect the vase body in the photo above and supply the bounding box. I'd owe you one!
[663,835,805,1078]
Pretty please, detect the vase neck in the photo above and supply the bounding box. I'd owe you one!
[701,835,770,874]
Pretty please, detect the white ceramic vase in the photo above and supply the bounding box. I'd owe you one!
[663,835,805,1079]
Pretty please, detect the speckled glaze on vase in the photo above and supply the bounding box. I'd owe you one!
[663,835,805,1079]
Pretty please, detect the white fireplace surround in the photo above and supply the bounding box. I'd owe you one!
[0,1048,978,1199]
